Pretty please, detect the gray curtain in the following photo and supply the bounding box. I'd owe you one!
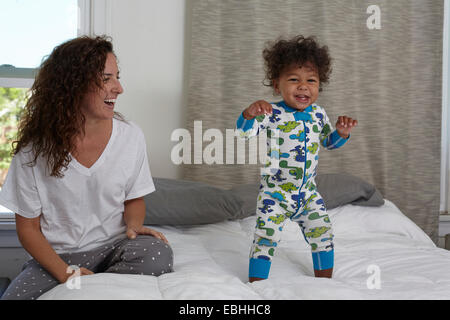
[182,0,443,243]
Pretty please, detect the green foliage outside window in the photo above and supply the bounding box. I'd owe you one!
[0,87,28,186]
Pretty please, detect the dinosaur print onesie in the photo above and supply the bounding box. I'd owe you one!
[236,100,348,279]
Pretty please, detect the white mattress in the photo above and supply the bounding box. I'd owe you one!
[39,200,450,300]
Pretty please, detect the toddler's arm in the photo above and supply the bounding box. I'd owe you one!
[335,116,357,139]
[242,100,273,119]
[236,100,272,139]
[320,111,357,150]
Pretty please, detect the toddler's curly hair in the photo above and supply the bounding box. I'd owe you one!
[263,35,332,92]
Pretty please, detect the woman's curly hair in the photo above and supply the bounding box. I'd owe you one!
[263,35,332,92]
[13,35,123,178]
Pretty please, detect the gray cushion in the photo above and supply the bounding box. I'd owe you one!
[230,173,384,215]
[143,174,384,225]
[315,173,385,209]
[230,183,259,218]
[144,178,244,225]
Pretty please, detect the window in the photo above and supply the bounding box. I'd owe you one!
[0,0,84,86]
[0,0,93,219]
[0,88,28,183]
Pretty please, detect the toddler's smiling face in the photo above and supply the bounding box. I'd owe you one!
[273,62,320,111]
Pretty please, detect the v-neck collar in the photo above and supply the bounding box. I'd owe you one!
[69,119,117,176]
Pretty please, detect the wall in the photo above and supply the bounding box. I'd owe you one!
[108,0,189,179]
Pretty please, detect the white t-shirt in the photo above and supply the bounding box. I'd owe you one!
[0,118,155,254]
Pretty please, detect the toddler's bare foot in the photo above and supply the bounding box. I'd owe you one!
[314,268,333,278]
[249,277,265,283]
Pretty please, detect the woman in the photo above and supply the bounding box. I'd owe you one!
[0,36,173,300]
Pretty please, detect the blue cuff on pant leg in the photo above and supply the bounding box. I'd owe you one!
[312,249,334,270]
[249,258,271,279]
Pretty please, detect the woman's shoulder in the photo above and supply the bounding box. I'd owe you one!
[113,117,145,140]
[13,143,37,163]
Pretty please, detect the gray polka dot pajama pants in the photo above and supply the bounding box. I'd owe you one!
[1,235,174,300]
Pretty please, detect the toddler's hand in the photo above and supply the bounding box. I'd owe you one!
[243,100,273,120]
[336,116,358,139]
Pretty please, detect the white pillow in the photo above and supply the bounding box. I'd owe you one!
[329,200,435,246]
[276,200,435,248]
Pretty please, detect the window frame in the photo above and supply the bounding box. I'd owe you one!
[441,0,450,214]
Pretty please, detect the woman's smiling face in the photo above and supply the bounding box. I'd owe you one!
[273,61,320,111]
[81,52,124,120]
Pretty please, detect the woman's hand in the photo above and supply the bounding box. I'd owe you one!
[123,197,168,244]
[126,225,169,244]
[64,266,94,283]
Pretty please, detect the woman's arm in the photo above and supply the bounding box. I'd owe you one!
[123,197,146,234]
[15,214,93,283]
[123,197,168,243]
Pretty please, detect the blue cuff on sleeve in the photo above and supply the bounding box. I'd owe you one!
[312,249,334,270]
[249,258,271,279]
[236,112,256,132]
[324,131,349,149]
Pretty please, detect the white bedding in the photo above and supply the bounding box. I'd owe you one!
[39,200,450,300]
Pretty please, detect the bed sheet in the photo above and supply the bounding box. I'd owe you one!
[39,200,450,300]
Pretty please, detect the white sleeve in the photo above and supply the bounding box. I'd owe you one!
[124,127,155,201]
[0,150,42,218]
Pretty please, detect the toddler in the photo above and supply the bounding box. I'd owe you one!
[236,35,357,282]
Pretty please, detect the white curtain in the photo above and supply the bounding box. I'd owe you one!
[182,0,444,243]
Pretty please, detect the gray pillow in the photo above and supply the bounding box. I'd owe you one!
[315,173,385,209]
[230,173,384,216]
[230,183,260,218]
[143,174,384,225]
[144,178,244,225]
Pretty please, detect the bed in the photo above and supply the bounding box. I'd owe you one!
[38,175,450,300]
